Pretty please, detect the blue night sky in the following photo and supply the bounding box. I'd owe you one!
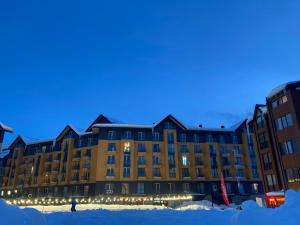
[1,0,300,146]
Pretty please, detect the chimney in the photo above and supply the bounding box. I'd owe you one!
[198,124,203,128]
[221,125,225,129]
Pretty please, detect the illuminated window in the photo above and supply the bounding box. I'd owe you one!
[182,156,188,166]
[252,183,259,193]
[124,142,131,152]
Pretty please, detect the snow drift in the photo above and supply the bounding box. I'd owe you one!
[0,190,299,225]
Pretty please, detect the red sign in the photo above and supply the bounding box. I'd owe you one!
[220,175,229,207]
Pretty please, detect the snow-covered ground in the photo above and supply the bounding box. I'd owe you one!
[1,190,299,225]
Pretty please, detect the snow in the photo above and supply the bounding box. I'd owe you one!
[93,123,153,129]
[267,81,299,98]
[1,190,299,225]
[0,122,13,133]
[0,149,10,158]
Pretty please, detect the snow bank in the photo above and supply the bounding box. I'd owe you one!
[0,190,299,225]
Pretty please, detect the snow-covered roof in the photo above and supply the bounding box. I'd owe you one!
[20,136,54,145]
[0,149,10,159]
[267,81,300,98]
[93,123,153,129]
[0,122,13,133]
[258,105,268,114]
[266,191,285,196]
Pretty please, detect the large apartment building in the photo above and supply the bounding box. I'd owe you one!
[0,115,262,204]
[250,81,300,192]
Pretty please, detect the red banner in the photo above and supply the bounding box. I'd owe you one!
[220,175,230,207]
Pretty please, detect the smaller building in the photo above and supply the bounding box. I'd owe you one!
[249,81,300,192]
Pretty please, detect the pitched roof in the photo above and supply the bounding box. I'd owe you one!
[267,81,300,98]
[0,122,13,133]
[85,114,121,131]
[153,114,188,130]
[93,123,153,129]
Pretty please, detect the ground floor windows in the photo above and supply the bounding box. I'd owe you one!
[225,183,232,194]
[105,183,114,194]
[183,183,190,193]
[196,183,204,194]
[285,168,300,183]
[122,183,130,195]
[266,174,277,191]
[154,183,160,194]
[169,183,175,194]
[84,185,89,196]
[137,183,144,194]
[252,183,259,194]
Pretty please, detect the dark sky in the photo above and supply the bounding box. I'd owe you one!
[1,0,300,146]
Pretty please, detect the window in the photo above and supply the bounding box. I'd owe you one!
[108,143,116,152]
[84,185,89,196]
[238,183,245,194]
[211,168,218,178]
[137,132,145,141]
[275,114,293,131]
[152,144,160,152]
[152,156,161,165]
[124,142,131,152]
[123,167,130,177]
[180,145,189,153]
[153,168,161,177]
[183,183,190,193]
[107,155,115,164]
[182,156,189,166]
[168,144,175,153]
[138,143,146,152]
[207,135,214,143]
[138,168,146,177]
[167,132,174,143]
[266,174,277,187]
[121,183,129,195]
[236,169,245,178]
[180,133,187,142]
[193,134,200,143]
[123,154,131,166]
[233,146,241,155]
[285,168,300,183]
[219,135,225,144]
[105,183,113,194]
[263,153,272,170]
[252,183,259,193]
[137,183,144,194]
[256,113,265,129]
[223,169,231,178]
[169,183,175,194]
[196,168,204,177]
[108,131,116,140]
[169,168,176,177]
[212,183,218,193]
[138,156,146,165]
[209,145,216,155]
[154,183,160,194]
[152,132,160,141]
[195,156,203,166]
[272,95,288,108]
[196,183,205,194]
[123,131,132,139]
[106,168,114,177]
[280,140,298,155]
[182,168,190,177]
[258,132,268,149]
[194,145,201,153]
[226,183,232,194]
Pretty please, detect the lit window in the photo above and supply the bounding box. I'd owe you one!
[182,156,188,166]
[124,142,131,152]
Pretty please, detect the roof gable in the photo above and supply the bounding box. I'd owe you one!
[56,124,81,141]
[153,114,187,130]
[86,114,115,132]
[0,122,13,133]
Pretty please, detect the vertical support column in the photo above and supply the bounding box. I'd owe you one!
[0,130,4,152]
